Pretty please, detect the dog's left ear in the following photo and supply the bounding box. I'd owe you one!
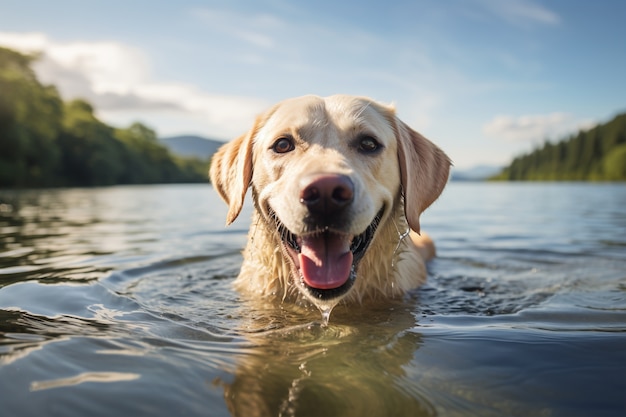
[396,119,451,233]
[210,112,270,225]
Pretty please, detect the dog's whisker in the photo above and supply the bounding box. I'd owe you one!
[391,217,411,268]
[250,214,261,248]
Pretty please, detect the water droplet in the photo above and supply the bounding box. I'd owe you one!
[311,298,339,326]
[320,307,332,327]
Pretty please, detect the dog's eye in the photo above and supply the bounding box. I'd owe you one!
[358,136,381,154]
[272,137,295,154]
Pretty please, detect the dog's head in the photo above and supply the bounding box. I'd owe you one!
[210,95,450,306]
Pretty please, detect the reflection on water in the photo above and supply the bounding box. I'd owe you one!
[221,302,433,417]
[1,183,625,416]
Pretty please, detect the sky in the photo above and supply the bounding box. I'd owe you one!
[1,0,625,169]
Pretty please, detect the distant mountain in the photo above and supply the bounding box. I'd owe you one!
[160,135,224,159]
[451,165,502,181]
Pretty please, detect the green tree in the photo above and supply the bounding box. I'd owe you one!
[115,122,180,183]
[491,113,626,182]
[117,122,209,183]
[0,47,63,186]
[58,99,126,186]
[0,46,208,187]
[603,144,626,180]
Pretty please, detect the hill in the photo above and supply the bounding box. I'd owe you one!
[451,165,502,181]
[0,46,208,187]
[491,112,626,181]
[160,135,224,159]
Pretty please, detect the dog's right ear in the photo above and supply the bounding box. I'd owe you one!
[209,116,264,225]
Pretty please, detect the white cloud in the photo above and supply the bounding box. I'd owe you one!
[477,0,561,26]
[0,31,48,51]
[0,32,148,94]
[0,31,269,138]
[190,8,280,49]
[483,112,593,143]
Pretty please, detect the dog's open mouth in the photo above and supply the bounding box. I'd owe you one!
[272,208,384,300]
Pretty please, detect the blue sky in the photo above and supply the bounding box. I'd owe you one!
[1,0,625,168]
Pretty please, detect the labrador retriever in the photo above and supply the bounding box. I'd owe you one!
[210,95,450,312]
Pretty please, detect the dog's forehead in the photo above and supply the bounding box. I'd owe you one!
[263,95,395,138]
[324,95,394,131]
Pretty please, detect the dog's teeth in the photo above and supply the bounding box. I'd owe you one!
[289,233,301,252]
[350,236,361,252]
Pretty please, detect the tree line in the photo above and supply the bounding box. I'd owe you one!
[0,46,209,188]
[491,112,626,181]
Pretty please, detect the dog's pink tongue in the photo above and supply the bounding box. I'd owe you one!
[299,233,353,290]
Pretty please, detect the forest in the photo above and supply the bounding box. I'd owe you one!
[491,112,626,181]
[0,47,208,188]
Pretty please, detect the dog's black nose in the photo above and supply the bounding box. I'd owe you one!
[300,174,354,214]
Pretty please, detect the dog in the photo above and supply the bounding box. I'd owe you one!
[210,95,450,312]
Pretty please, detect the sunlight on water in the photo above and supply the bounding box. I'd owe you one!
[30,372,141,392]
[1,184,625,417]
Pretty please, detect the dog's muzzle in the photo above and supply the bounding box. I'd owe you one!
[267,173,384,302]
[273,205,384,301]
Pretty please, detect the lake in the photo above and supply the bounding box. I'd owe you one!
[1,182,625,417]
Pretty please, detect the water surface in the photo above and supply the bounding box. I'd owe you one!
[1,183,625,416]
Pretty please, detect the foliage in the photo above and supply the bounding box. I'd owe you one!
[491,113,626,181]
[602,144,626,180]
[0,46,209,188]
[0,47,63,186]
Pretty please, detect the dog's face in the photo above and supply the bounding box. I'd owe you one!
[210,95,450,307]
[253,96,401,302]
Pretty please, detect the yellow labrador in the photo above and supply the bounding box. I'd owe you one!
[210,95,450,311]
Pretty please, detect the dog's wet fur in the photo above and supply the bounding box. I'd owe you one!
[210,95,450,311]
